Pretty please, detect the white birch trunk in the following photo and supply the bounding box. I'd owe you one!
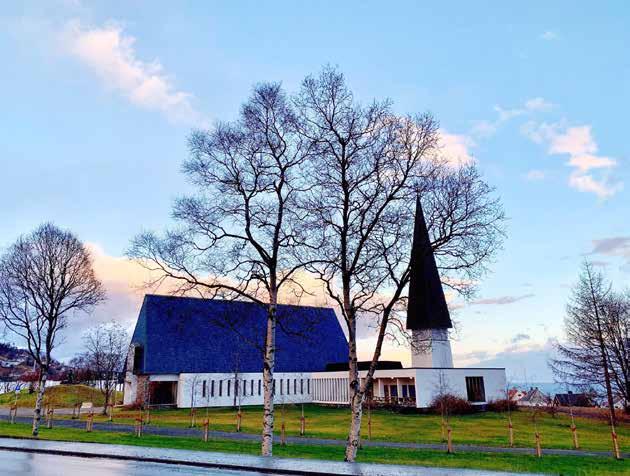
[344,318,363,462]
[261,293,277,456]
[32,370,47,436]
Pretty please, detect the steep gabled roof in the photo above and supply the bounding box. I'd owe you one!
[130,295,348,374]
[406,197,452,330]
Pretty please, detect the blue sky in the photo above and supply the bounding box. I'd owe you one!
[1,1,629,380]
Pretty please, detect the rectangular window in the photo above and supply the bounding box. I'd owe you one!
[227,380,231,397]
[219,381,223,397]
[287,378,290,395]
[307,379,310,395]
[258,379,262,396]
[465,377,486,403]
[280,378,284,395]
[409,385,416,398]
[273,379,276,396]
[242,379,246,397]
[251,380,254,396]
[211,380,215,398]
[202,380,207,398]
[300,379,304,394]
[294,379,297,395]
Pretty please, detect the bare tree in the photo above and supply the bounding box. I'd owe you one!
[128,83,313,456]
[551,261,619,425]
[295,66,506,461]
[604,290,630,411]
[81,321,128,415]
[0,223,105,435]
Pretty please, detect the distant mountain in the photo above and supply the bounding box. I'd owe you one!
[0,342,69,380]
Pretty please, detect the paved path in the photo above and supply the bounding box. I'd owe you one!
[2,411,626,459]
[0,437,543,475]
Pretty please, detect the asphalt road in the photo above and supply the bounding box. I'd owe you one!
[0,449,270,476]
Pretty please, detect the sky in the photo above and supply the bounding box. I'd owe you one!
[1,1,629,381]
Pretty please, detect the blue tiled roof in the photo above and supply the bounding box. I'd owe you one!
[131,294,348,374]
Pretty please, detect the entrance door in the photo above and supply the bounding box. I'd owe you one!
[149,381,177,405]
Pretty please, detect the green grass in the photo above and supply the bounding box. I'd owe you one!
[0,385,122,408]
[48,402,627,454]
[0,421,627,475]
[3,386,627,461]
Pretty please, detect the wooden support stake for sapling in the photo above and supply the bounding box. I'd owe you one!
[300,404,306,437]
[9,405,17,424]
[569,409,579,449]
[46,407,54,429]
[236,409,242,432]
[446,425,454,454]
[203,418,209,442]
[190,408,196,428]
[144,407,151,425]
[535,431,542,458]
[281,421,286,446]
[86,411,94,432]
[508,416,514,448]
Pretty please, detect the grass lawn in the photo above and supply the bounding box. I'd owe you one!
[59,401,628,453]
[0,385,122,408]
[0,421,628,475]
[2,385,627,455]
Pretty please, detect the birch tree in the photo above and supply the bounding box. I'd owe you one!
[0,223,104,435]
[296,66,505,461]
[81,322,128,414]
[128,83,313,456]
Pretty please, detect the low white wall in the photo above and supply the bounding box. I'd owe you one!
[178,372,312,408]
[414,368,506,408]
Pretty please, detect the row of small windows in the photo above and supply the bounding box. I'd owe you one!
[201,378,311,399]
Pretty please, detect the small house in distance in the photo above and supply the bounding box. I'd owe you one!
[553,391,594,407]
[517,387,551,407]
[123,199,507,409]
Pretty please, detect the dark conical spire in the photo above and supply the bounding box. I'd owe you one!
[406,197,452,330]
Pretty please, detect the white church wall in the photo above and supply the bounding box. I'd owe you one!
[178,372,312,408]
[414,368,506,408]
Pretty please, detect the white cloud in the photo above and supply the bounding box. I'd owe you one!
[437,130,475,166]
[59,20,205,125]
[522,122,622,198]
[525,97,554,112]
[540,31,558,41]
[472,98,553,138]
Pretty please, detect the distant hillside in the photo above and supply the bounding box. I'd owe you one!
[0,342,68,380]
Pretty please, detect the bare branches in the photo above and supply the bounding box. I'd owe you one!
[0,223,105,369]
[552,262,630,413]
[0,223,105,435]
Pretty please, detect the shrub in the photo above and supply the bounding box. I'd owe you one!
[430,394,475,415]
[486,399,514,413]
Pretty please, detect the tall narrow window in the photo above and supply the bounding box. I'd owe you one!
[242,379,246,397]
[251,379,254,396]
[294,379,297,395]
[227,380,231,397]
[280,378,284,395]
[307,379,310,395]
[258,379,262,396]
[211,380,215,398]
[219,381,223,397]
[465,377,485,403]
[202,380,207,398]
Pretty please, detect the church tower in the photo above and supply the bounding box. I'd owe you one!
[407,197,454,368]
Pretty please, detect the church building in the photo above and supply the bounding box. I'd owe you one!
[123,200,506,409]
